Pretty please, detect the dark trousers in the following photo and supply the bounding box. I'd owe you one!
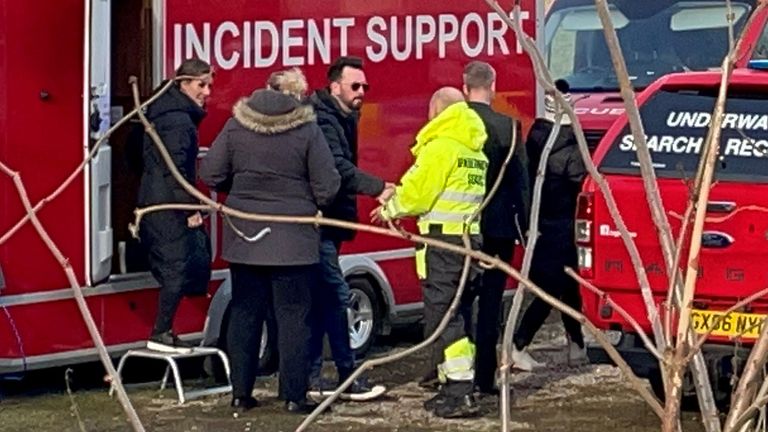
[422,234,482,372]
[513,241,584,350]
[228,263,313,402]
[153,287,183,335]
[144,214,211,335]
[308,239,355,383]
[473,236,515,391]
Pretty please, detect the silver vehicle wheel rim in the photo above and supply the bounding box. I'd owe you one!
[348,288,374,350]
[259,321,268,359]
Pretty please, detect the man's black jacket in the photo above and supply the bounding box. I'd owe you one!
[310,88,385,241]
[468,101,531,241]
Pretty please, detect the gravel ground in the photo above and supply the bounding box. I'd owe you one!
[0,317,706,432]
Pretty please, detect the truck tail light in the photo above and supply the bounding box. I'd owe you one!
[575,192,594,278]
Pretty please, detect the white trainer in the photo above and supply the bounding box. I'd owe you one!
[568,342,589,366]
[512,347,546,372]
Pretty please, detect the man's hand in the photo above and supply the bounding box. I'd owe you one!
[370,206,386,225]
[187,212,203,228]
[376,182,396,204]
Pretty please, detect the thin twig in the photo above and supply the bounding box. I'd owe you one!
[728,317,767,342]
[500,109,561,431]
[566,268,663,362]
[0,80,176,246]
[65,368,88,432]
[485,0,666,358]
[685,287,768,363]
[135,199,667,423]
[0,74,208,246]
[0,162,145,431]
[665,205,694,345]
[727,0,736,53]
[129,75,664,418]
[130,78,488,430]
[726,323,768,431]
[486,0,666,422]
[296,91,515,432]
[730,372,768,431]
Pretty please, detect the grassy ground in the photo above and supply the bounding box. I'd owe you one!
[0,322,706,432]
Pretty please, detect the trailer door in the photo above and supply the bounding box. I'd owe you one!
[88,0,114,284]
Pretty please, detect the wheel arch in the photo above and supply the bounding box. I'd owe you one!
[201,271,232,347]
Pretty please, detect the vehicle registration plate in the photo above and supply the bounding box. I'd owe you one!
[691,309,765,339]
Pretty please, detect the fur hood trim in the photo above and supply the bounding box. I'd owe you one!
[233,99,316,135]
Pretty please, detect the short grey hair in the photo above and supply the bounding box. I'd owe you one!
[463,61,496,90]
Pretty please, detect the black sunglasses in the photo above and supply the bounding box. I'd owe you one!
[345,82,370,92]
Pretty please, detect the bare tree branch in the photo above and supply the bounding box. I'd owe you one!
[566,268,663,362]
[0,80,177,246]
[500,109,561,431]
[725,324,768,431]
[684,287,768,364]
[134,198,667,423]
[130,67,665,420]
[486,0,666,358]
[0,162,145,431]
[594,0,677,351]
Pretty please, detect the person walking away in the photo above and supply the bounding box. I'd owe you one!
[462,61,531,395]
[138,58,214,353]
[308,56,393,394]
[512,79,588,370]
[200,68,340,414]
[372,87,487,418]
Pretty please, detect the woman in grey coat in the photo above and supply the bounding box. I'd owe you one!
[201,69,340,414]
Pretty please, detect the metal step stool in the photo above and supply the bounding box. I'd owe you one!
[109,347,232,404]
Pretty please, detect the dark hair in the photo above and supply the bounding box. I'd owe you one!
[463,61,495,90]
[554,79,570,94]
[175,58,213,80]
[327,56,364,82]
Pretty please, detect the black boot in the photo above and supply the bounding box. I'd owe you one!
[285,400,330,415]
[432,380,479,418]
[433,394,480,418]
[147,330,195,354]
[423,392,448,412]
[231,396,259,413]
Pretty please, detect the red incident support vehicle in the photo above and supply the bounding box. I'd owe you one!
[0,0,541,377]
[578,27,768,401]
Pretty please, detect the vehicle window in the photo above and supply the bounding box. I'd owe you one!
[753,22,768,59]
[549,26,577,80]
[546,1,753,92]
[599,90,768,182]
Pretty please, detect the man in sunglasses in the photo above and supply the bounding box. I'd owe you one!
[308,56,393,396]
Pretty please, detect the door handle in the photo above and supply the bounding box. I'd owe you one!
[706,201,736,213]
[701,231,734,249]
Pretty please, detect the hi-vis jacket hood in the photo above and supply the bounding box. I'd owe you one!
[380,101,489,238]
[411,101,487,157]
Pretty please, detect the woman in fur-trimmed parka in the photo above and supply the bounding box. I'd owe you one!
[200,68,340,414]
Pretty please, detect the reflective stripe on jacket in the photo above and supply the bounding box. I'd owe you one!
[381,102,488,235]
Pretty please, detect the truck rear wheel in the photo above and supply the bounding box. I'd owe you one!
[348,278,382,358]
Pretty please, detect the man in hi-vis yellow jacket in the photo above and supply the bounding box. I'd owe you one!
[372,87,488,418]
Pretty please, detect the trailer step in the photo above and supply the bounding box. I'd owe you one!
[108,347,231,404]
